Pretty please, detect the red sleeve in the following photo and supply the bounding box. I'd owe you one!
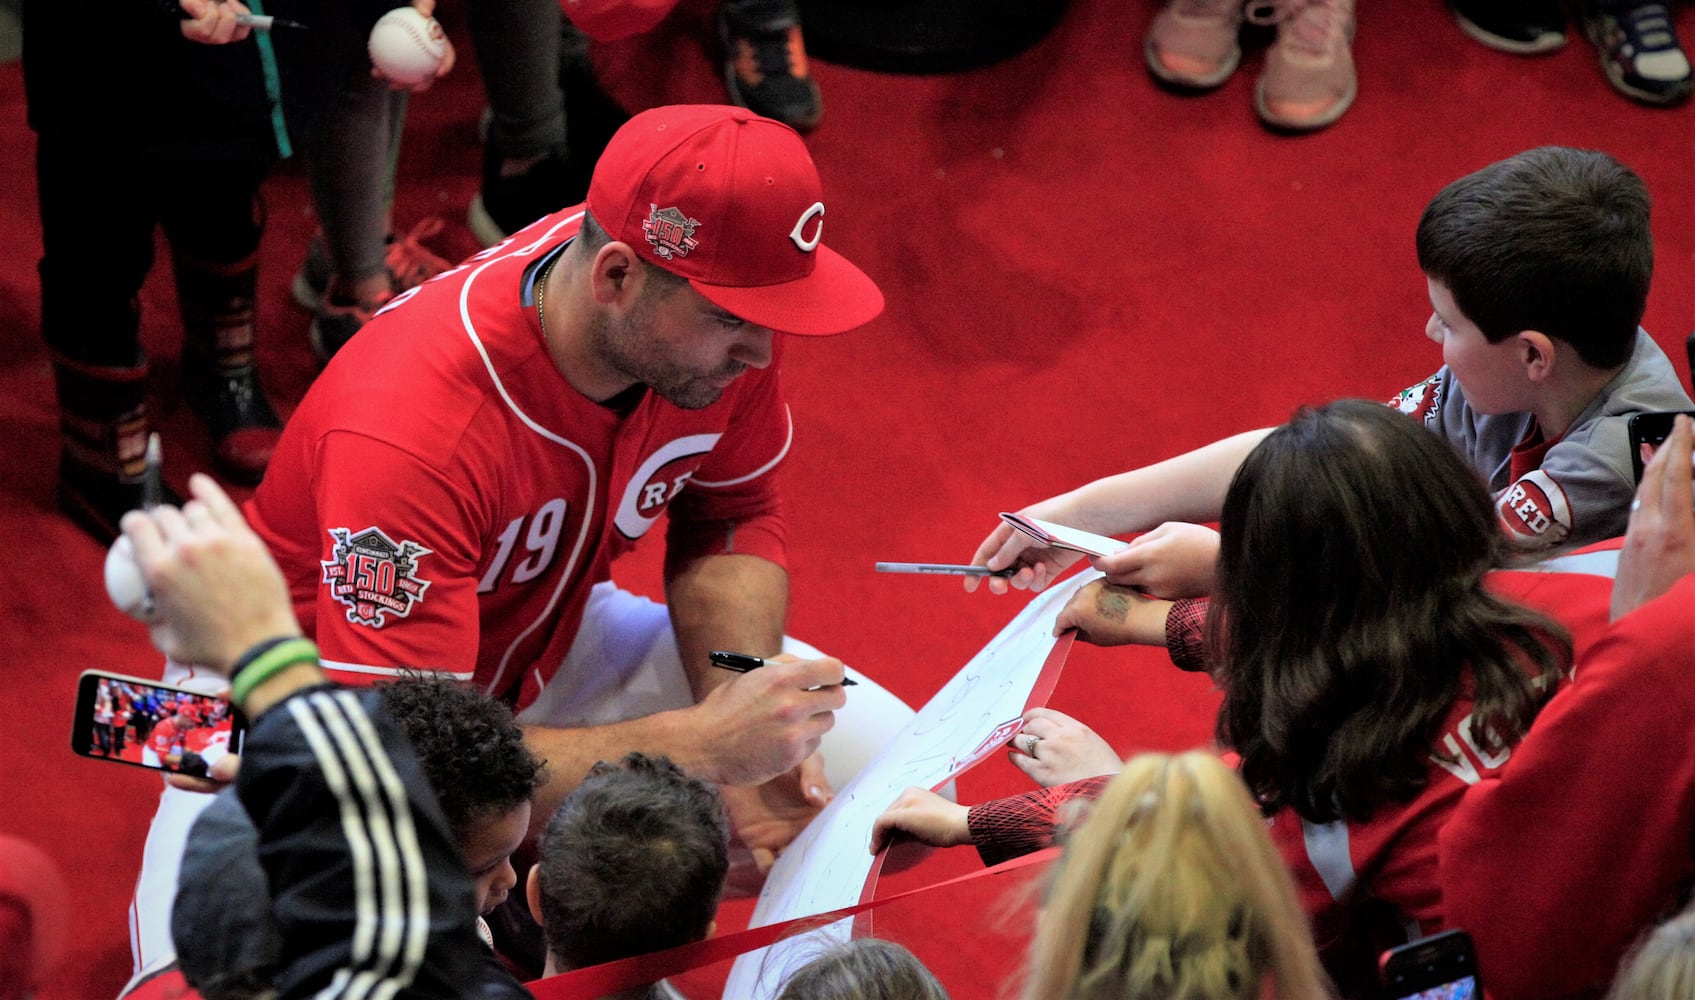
[305,431,483,682]
[663,367,790,574]
[966,775,1114,868]
[1438,577,1695,1000]
[1166,598,1210,672]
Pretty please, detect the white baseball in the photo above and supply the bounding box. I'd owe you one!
[367,7,448,87]
[104,535,155,621]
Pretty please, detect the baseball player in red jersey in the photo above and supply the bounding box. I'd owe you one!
[126,104,918,982]
[140,710,188,770]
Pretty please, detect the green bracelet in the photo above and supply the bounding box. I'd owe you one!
[230,637,321,707]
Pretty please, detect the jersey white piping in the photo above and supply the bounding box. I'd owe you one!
[456,220,597,701]
[1530,547,1621,579]
[689,405,793,488]
[318,659,475,682]
[1301,816,1356,902]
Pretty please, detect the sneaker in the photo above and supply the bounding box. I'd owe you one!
[467,148,593,247]
[183,358,283,486]
[719,7,823,132]
[308,290,393,363]
[1450,0,1567,54]
[1252,0,1357,131]
[290,219,452,309]
[1144,0,1245,89]
[1582,2,1693,105]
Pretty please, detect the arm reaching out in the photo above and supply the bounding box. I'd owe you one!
[966,428,1272,595]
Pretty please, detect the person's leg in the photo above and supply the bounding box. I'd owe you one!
[1448,0,1567,54]
[718,0,823,131]
[1253,0,1358,132]
[159,156,282,485]
[1143,0,1245,89]
[37,134,180,541]
[296,5,417,359]
[1579,0,1692,105]
[464,0,569,245]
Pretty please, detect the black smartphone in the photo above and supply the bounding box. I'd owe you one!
[71,670,246,778]
[1380,929,1481,1000]
[1628,410,1695,484]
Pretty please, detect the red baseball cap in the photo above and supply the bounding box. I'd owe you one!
[587,105,884,336]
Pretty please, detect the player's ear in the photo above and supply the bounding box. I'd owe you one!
[589,242,641,306]
[1517,330,1556,382]
[526,865,544,925]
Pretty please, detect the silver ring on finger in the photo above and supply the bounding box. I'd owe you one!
[1021,734,1041,757]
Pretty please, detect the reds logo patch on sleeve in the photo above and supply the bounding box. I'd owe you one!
[320,526,434,627]
[1496,470,1573,545]
[1389,376,1443,426]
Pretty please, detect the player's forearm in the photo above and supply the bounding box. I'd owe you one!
[663,552,789,700]
[1059,427,1274,534]
[520,707,717,837]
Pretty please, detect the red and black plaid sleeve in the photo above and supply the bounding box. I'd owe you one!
[1166,597,1211,672]
[966,775,1114,868]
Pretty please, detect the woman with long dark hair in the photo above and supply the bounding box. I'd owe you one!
[873,399,1592,992]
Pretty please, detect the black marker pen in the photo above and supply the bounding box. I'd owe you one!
[708,651,858,686]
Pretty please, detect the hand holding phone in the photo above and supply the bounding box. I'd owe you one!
[1628,410,1695,484]
[72,670,246,778]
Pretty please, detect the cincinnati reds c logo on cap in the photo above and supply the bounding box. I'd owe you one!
[789,202,825,252]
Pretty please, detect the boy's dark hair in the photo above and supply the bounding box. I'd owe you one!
[378,674,545,838]
[535,752,729,970]
[1416,146,1651,370]
[1212,400,1572,824]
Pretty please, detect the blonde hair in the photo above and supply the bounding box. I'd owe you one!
[1607,909,1695,1000]
[1021,751,1331,1000]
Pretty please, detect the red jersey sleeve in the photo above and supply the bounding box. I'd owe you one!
[305,430,484,683]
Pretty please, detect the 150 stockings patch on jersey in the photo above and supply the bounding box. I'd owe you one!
[321,527,434,627]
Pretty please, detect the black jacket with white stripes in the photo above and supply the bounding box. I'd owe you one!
[235,685,531,999]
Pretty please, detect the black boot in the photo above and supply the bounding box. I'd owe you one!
[52,353,182,543]
[175,250,282,485]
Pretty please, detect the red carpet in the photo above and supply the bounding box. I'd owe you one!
[2,1,1690,996]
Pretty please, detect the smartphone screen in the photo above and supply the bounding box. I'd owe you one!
[1628,410,1695,483]
[71,670,246,777]
[1390,979,1479,1000]
[1382,930,1481,1000]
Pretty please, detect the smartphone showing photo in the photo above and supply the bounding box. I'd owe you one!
[1380,929,1481,1000]
[1628,410,1695,484]
[71,670,245,778]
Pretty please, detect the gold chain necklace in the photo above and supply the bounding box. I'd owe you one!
[535,252,561,338]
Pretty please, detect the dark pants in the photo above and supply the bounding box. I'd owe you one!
[34,134,269,367]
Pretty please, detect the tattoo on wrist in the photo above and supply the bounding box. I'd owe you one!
[1096,587,1132,622]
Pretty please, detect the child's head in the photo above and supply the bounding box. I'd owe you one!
[1416,146,1651,373]
[1021,751,1330,1000]
[1607,908,1695,1000]
[776,938,950,1000]
[530,752,729,972]
[380,675,546,916]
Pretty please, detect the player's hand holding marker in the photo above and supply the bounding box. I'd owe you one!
[688,652,847,788]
